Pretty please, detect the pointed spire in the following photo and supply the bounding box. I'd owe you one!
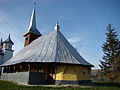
[3,34,14,45]
[0,38,3,49]
[8,34,10,40]
[54,21,60,31]
[24,2,41,36]
[29,2,36,29]
[0,38,3,46]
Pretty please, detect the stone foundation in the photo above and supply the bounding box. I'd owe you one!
[0,72,45,85]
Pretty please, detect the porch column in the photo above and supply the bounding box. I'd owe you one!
[20,66,22,72]
[28,64,31,72]
[1,67,4,73]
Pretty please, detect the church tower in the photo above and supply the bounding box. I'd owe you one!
[3,34,14,50]
[23,3,42,47]
[2,34,14,63]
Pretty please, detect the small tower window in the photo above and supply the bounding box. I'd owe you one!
[6,43,9,49]
[4,43,7,49]
[8,44,12,49]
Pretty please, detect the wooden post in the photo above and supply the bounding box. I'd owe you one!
[20,66,22,72]
[28,64,30,72]
[13,66,16,73]
[1,67,4,73]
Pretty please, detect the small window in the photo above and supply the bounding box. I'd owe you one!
[83,72,85,75]
[5,44,7,49]
[9,44,12,49]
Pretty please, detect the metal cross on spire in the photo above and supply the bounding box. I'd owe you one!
[33,1,36,7]
[54,20,60,31]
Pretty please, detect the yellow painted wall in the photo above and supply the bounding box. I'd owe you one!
[55,65,91,81]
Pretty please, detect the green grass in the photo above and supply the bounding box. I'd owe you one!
[0,80,120,90]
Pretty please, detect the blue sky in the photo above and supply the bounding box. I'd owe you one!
[0,0,120,69]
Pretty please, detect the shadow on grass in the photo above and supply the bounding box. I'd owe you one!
[79,82,120,87]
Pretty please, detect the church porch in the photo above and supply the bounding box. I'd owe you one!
[1,62,91,85]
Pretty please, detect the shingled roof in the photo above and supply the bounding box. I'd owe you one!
[2,29,93,67]
[3,34,14,45]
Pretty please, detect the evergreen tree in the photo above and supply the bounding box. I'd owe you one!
[99,24,120,82]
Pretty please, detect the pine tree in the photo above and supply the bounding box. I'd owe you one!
[99,24,120,82]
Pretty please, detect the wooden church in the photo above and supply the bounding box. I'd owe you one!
[0,4,93,85]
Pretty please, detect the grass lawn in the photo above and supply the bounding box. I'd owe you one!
[0,80,120,90]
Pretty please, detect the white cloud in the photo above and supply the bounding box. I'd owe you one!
[0,10,23,54]
[68,37,81,44]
